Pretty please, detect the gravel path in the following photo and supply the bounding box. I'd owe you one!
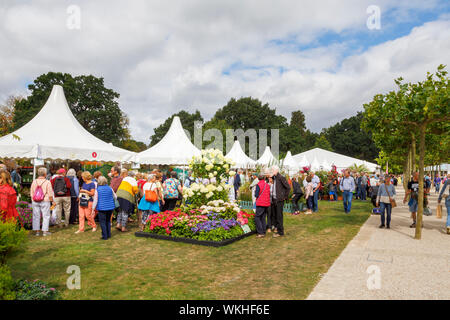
[307,186,450,300]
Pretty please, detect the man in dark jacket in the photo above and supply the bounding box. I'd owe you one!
[269,166,291,237]
[233,170,242,199]
[291,176,304,214]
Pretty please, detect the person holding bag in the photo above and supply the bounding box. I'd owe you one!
[75,171,97,234]
[138,174,162,231]
[30,167,54,236]
[437,173,450,235]
[376,177,397,229]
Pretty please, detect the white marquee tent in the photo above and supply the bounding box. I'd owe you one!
[256,146,278,166]
[225,140,256,168]
[137,116,201,165]
[292,148,379,172]
[281,151,299,174]
[0,85,136,163]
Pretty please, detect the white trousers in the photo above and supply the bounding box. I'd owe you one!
[32,201,51,232]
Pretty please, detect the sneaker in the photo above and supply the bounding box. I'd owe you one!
[75,230,83,234]
[410,223,416,228]
[386,225,390,229]
[34,232,40,236]
[92,228,97,232]
[379,224,385,228]
[273,233,280,238]
[266,229,272,233]
[43,232,52,236]
[256,234,265,238]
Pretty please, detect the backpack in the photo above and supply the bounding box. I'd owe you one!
[33,180,45,202]
[54,177,67,196]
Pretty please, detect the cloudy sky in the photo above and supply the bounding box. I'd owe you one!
[1,0,449,143]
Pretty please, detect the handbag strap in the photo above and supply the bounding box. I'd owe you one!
[256,183,267,202]
[384,184,393,200]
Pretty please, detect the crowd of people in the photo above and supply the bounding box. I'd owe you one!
[0,161,449,239]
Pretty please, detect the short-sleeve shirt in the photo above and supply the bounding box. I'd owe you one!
[82,182,96,202]
[408,180,419,200]
[163,178,180,199]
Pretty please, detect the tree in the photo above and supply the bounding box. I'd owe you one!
[323,112,379,162]
[0,96,22,137]
[118,139,148,152]
[149,110,203,147]
[12,72,130,145]
[362,65,449,239]
[313,134,333,151]
[290,110,306,131]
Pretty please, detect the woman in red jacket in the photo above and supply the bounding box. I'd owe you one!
[254,174,271,238]
[0,170,19,222]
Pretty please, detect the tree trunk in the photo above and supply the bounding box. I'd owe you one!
[411,134,416,172]
[414,125,426,240]
[403,147,410,192]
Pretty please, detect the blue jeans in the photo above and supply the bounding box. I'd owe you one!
[343,191,353,213]
[313,189,319,212]
[380,202,392,226]
[446,198,450,227]
[98,210,113,240]
[360,185,367,200]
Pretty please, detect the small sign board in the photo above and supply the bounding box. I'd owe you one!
[240,224,251,234]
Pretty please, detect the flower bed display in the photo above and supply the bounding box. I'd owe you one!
[136,149,256,246]
[16,201,32,230]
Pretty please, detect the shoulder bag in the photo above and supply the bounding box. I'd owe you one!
[384,185,397,208]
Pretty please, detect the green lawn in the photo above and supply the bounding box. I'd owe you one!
[7,200,371,300]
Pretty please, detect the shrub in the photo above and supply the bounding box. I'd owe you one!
[0,264,15,300]
[0,221,27,264]
[14,279,59,300]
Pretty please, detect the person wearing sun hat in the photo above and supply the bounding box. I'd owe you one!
[50,168,72,228]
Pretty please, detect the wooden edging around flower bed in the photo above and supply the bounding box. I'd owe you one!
[134,231,256,247]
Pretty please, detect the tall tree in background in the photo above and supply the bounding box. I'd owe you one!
[323,112,379,162]
[149,110,203,146]
[12,72,130,146]
[280,110,318,155]
[313,134,333,151]
[0,96,22,137]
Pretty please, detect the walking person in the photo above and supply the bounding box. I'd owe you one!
[360,172,368,200]
[304,176,314,214]
[233,169,242,200]
[438,173,450,234]
[95,176,116,240]
[376,177,396,229]
[291,176,304,214]
[310,172,320,212]
[75,171,97,234]
[162,171,182,211]
[250,173,259,212]
[340,169,356,214]
[434,175,442,193]
[116,170,138,232]
[254,174,271,238]
[138,174,162,231]
[269,166,290,237]
[403,172,420,228]
[30,167,54,236]
[66,169,79,225]
[50,168,72,228]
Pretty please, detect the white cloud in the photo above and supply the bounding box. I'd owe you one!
[0,0,448,143]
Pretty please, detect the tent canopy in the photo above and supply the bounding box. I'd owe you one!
[281,151,299,174]
[292,148,379,172]
[256,146,278,166]
[0,85,136,162]
[137,116,200,165]
[225,140,256,168]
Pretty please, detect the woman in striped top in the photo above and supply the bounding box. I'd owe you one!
[116,170,138,232]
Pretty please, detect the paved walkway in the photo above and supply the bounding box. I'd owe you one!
[307,187,449,300]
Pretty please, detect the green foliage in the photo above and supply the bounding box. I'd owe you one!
[150,110,203,146]
[0,264,15,300]
[12,72,130,145]
[0,221,27,264]
[323,112,379,162]
[313,134,333,151]
[14,279,59,300]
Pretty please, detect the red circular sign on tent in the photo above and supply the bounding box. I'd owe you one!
[92,152,97,158]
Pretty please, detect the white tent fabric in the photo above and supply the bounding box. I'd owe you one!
[292,148,379,172]
[281,151,299,174]
[297,155,308,168]
[320,159,331,171]
[256,146,278,166]
[0,85,136,162]
[225,140,256,168]
[137,116,200,165]
[310,157,321,171]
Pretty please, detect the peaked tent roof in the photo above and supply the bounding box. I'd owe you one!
[292,148,378,172]
[137,116,201,165]
[256,146,278,166]
[282,151,299,173]
[225,140,256,168]
[0,85,136,162]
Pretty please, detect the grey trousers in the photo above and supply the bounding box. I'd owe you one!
[32,201,51,232]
